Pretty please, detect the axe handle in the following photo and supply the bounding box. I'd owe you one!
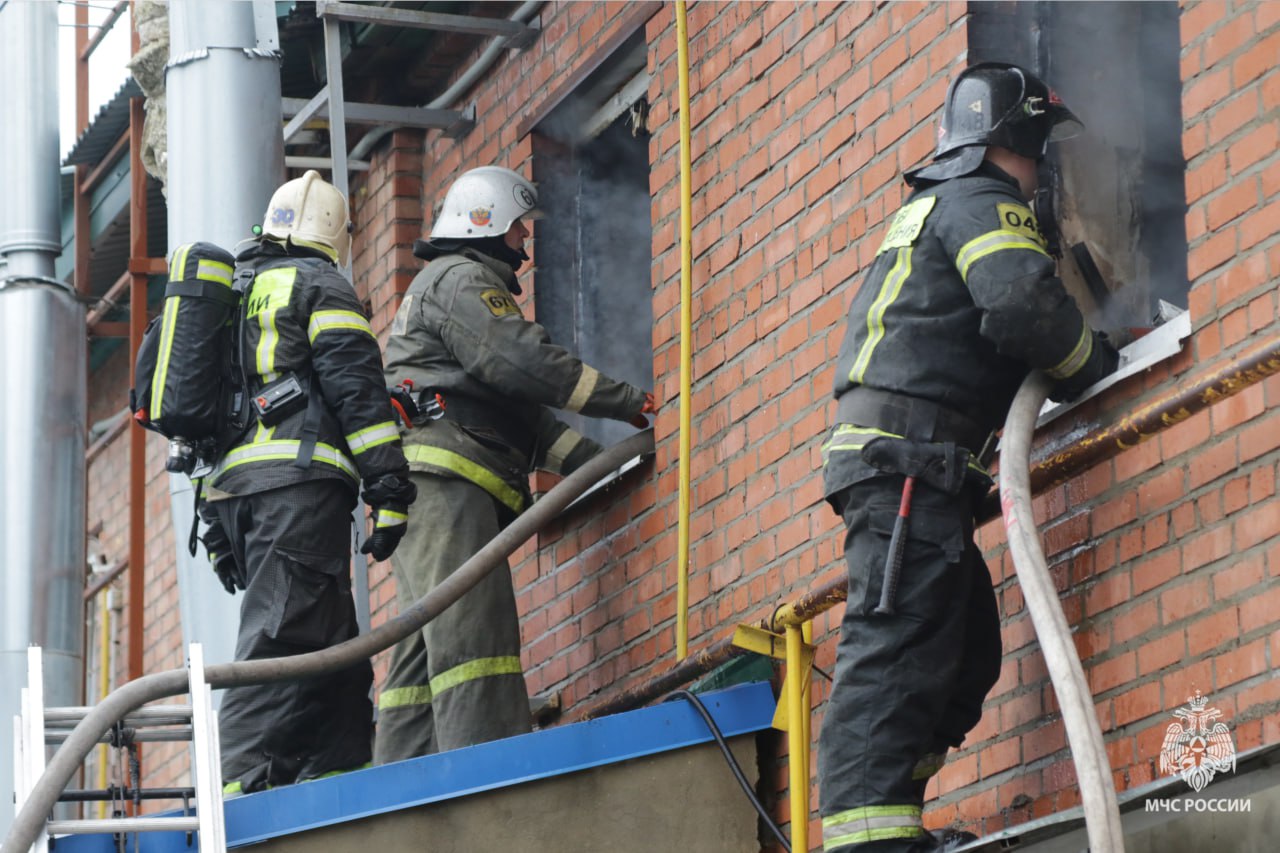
[874,476,915,615]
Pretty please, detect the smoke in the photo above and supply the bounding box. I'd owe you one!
[534,103,655,446]
[971,1,1189,329]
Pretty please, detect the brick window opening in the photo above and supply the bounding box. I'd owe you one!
[970,1,1189,338]
[531,34,654,449]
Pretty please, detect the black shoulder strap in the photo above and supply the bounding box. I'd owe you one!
[292,373,324,469]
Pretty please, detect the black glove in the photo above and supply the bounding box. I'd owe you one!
[1049,330,1120,403]
[361,502,409,561]
[201,517,245,595]
[360,473,417,562]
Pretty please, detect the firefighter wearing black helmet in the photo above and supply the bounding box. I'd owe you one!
[817,64,1118,852]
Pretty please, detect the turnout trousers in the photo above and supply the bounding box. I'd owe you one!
[818,476,1001,852]
[209,479,373,794]
[373,472,531,764]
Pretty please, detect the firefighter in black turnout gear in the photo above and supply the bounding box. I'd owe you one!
[373,166,655,763]
[198,170,416,795]
[818,64,1118,852]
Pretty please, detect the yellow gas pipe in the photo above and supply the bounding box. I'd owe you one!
[675,0,693,660]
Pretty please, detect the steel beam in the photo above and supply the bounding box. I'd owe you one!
[316,0,538,47]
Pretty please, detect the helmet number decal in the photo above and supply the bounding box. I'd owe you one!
[514,184,536,210]
[479,288,522,318]
[997,203,1047,249]
[876,196,937,256]
[270,207,296,226]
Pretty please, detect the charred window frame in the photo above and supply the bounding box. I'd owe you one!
[530,33,654,449]
[969,0,1191,415]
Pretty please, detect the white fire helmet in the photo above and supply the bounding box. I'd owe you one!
[429,166,543,240]
[261,170,353,266]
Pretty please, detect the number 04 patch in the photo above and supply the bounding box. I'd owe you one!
[479,288,522,318]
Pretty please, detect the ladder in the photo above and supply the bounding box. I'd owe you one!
[13,645,226,853]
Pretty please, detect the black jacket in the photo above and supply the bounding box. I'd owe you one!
[825,163,1115,496]
[210,242,408,496]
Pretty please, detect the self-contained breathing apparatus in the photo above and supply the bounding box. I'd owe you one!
[131,242,250,474]
[133,242,446,477]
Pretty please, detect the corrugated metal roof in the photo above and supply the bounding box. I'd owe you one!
[62,76,142,167]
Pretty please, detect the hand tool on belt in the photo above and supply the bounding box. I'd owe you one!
[860,436,975,615]
[389,379,445,429]
[874,472,916,615]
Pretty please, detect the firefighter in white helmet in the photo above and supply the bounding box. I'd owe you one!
[200,170,415,794]
[373,165,656,762]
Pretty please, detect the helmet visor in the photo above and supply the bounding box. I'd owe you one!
[1047,105,1085,143]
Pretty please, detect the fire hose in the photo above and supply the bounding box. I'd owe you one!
[999,372,1124,852]
[2,431,655,853]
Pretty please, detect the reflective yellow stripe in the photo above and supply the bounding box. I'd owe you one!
[197,258,233,286]
[375,509,407,528]
[848,247,912,384]
[822,425,989,476]
[822,805,924,850]
[152,244,196,419]
[151,295,182,420]
[378,684,433,710]
[428,656,523,698]
[544,429,582,474]
[308,309,374,344]
[403,445,526,513]
[169,243,193,284]
[248,268,297,376]
[214,439,357,480]
[346,421,399,454]
[222,780,244,796]
[1046,322,1093,379]
[955,229,1049,283]
[565,365,600,413]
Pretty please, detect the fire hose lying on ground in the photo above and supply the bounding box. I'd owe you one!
[2,431,655,853]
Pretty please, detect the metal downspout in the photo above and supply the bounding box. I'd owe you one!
[999,372,1125,852]
[0,432,654,853]
[0,1,87,838]
[163,0,285,669]
[675,0,693,661]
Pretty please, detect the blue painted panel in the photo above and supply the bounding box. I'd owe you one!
[54,681,775,853]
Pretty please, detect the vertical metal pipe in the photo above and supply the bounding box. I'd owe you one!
[0,1,61,279]
[674,0,693,661]
[165,0,285,667]
[785,625,808,852]
[0,1,87,837]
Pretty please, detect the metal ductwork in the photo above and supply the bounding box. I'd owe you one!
[0,0,87,836]
[164,0,285,668]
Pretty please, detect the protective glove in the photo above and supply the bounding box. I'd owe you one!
[360,473,418,562]
[1048,331,1121,403]
[201,517,245,595]
[629,392,659,428]
[361,503,409,561]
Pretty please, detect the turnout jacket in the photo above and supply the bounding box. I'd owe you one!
[825,163,1114,497]
[384,246,646,515]
[210,242,409,496]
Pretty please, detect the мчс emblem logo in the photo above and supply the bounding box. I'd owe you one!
[469,207,492,227]
[1159,691,1236,792]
